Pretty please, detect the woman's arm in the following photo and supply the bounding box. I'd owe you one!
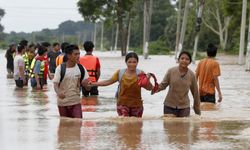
[91,78,116,86]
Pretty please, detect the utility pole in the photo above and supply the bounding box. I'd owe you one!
[143,0,153,59]
[246,13,250,71]
[100,22,104,51]
[238,0,247,65]
[114,23,119,53]
[177,0,190,57]
[93,23,97,48]
[192,0,205,63]
[174,0,182,60]
[126,19,132,53]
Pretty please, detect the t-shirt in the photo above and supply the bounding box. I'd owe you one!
[196,58,221,96]
[158,66,200,109]
[13,54,25,80]
[111,69,142,107]
[53,64,89,106]
[48,50,62,73]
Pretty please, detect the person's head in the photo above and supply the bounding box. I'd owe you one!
[53,42,60,51]
[17,44,25,54]
[37,46,46,56]
[19,40,28,47]
[19,39,28,52]
[83,41,94,52]
[65,44,80,64]
[41,42,51,51]
[125,52,139,71]
[206,43,217,57]
[61,42,69,53]
[178,51,192,67]
[9,43,16,52]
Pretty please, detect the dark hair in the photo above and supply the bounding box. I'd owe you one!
[53,42,60,47]
[19,40,28,47]
[178,51,192,63]
[61,42,69,53]
[83,41,94,52]
[41,42,51,48]
[17,44,25,53]
[125,52,139,62]
[65,44,79,55]
[206,43,217,57]
[37,46,46,56]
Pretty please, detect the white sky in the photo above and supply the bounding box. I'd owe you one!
[0,0,83,33]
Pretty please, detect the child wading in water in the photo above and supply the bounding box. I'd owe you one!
[90,52,153,118]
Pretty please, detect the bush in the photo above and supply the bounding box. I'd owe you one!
[148,40,170,55]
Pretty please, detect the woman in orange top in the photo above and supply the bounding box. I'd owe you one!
[90,52,153,117]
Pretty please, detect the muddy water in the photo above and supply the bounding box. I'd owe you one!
[1,51,250,150]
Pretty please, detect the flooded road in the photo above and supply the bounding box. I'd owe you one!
[1,51,250,150]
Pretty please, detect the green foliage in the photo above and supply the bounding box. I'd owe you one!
[148,40,170,55]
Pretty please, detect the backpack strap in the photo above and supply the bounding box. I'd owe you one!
[59,63,85,85]
[77,63,85,83]
[118,68,141,83]
[59,63,66,84]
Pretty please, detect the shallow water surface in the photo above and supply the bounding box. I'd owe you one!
[1,51,250,150]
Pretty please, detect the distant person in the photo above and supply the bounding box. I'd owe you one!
[152,51,201,117]
[48,42,61,78]
[90,52,153,118]
[41,42,51,84]
[196,43,222,104]
[29,46,47,90]
[13,44,26,88]
[5,43,16,78]
[53,44,90,118]
[27,43,36,66]
[79,41,101,97]
[56,42,69,66]
[20,40,29,85]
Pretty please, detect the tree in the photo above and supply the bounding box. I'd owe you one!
[0,8,5,41]
[202,0,232,50]
[77,0,138,56]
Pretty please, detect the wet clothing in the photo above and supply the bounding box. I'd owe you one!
[14,55,25,80]
[111,69,143,108]
[15,78,24,88]
[82,86,99,97]
[48,50,61,73]
[196,58,221,96]
[53,64,89,107]
[200,94,216,103]
[164,106,190,117]
[117,105,143,117]
[58,103,82,118]
[158,66,200,115]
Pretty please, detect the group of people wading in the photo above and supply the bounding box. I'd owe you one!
[5,41,222,119]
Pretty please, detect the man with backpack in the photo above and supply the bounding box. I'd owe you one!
[53,44,90,118]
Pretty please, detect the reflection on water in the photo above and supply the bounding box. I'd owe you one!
[1,52,250,149]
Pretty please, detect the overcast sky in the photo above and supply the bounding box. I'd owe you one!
[0,0,83,33]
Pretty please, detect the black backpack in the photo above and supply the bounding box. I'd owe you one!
[59,63,85,84]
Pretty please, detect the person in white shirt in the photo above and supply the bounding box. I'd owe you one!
[53,44,90,118]
[14,44,26,88]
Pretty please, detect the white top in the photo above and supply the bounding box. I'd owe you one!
[13,54,25,80]
[53,64,89,106]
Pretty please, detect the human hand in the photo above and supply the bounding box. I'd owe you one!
[57,92,65,99]
[217,94,222,103]
[194,108,201,116]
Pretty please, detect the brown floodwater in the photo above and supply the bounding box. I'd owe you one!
[1,51,250,150]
